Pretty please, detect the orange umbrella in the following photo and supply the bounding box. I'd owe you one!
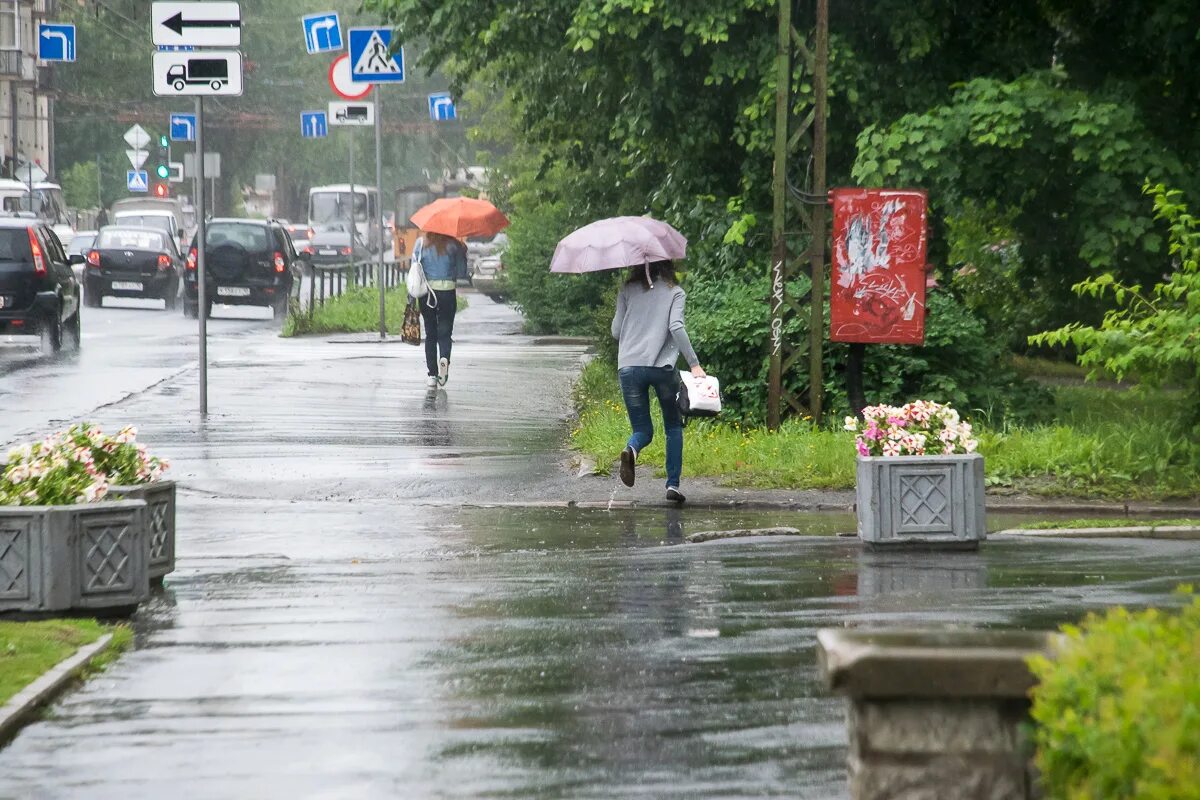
[410,197,509,239]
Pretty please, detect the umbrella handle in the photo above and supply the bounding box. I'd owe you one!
[645,261,653,289]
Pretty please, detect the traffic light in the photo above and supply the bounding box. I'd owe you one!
[153,183,169,198]
[155,134,170,181]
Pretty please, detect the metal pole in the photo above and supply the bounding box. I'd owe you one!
[348,131,355,278]
[809,0,829,423]
[767,0,791,431]
[196,97,208,417]
[375,85,386,339]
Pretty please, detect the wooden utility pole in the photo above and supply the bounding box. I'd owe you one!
[767,0,829,430]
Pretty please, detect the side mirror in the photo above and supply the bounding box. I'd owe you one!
[68,253,85,265]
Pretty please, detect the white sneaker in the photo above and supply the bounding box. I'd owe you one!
[425,376,438,388]
[437,357,449,386]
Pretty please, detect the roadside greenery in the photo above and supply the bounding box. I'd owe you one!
[283,287,469,337]
[572,359,1200,498]
[0,620,130,705]
[1028,589,1200,799]
[1015,518,1200,530]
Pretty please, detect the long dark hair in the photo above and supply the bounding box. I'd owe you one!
[625,260,676,289]
[424,232,459,253]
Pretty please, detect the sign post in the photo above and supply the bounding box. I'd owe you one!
[349,26,404,340]
[195,96,207,416]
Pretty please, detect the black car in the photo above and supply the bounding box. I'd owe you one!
[183,219,299,319]
[82,226,182,309]
[0,218,81,353]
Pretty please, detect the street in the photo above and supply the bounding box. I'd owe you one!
[2,299,1199,798]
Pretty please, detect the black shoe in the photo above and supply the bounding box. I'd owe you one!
[666,486,686,504]
[619,446,636,487]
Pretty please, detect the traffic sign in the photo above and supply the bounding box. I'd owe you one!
[153,51,243,96]
[127,170,149,193]
[328,101,374,127]
[170,113,197,142]
[37,23,76,62]
[302,12,342,54]
[301,111,328,138]
[428,92,456,121]
[327,54,371,100]
[348,27,404,83]
[123,124,151,150]
[152,2,241,48]
[126,149,149,169]
[168,162,185,183]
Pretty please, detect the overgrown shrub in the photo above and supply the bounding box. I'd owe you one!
[1028,590,1200,799]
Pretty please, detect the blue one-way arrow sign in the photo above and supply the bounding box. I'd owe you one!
[38,23,76,62]
[302,12,342,54]
[170,112,196,142]
[127,170,149,192]
[429,92,456,121]
[301,111,328,139]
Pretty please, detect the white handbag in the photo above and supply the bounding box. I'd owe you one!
[406,238,429,299]
[677,372,721,417]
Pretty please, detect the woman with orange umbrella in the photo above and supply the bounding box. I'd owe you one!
[410,197,509,388]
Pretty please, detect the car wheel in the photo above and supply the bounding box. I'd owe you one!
[164,283,179,310]
[203,298,214,319]
[64,307,82,350]
[183,301,198,319]
[84,284,102,308]
[272,296,289,321]
[40,309,63,354]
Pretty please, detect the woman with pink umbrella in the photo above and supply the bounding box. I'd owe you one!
[552,217,706,503]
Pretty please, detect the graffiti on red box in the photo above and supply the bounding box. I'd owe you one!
[830,188,928,345]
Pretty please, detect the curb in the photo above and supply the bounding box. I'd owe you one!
[996,525,1200,540]
[0,633,115,747]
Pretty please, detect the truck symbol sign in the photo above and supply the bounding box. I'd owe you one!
[168,58,229,92]
[336,105,368,122]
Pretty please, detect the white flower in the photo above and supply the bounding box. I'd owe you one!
[844,416,858,432]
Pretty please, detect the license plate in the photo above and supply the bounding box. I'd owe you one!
[112,281,143,291]
[319,249,338,256]
[218,286,251,297]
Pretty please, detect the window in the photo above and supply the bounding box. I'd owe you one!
[97,230,167,251]
[0,2,18,51]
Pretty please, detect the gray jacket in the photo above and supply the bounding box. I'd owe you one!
[611,281,700,370]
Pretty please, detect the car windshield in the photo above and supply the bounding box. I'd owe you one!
[97,229,167,251]
[310,192,367,224]
[0,228,33,261]
[115,214,174,234]
[206,222,272,252]
[68,233,96,254]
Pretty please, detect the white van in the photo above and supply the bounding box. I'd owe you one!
[0,179,74,245]
[308,184,381,253]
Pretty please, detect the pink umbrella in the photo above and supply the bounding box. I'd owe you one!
[551,216,687,274]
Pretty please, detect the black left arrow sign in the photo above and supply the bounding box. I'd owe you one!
[162,12,241,36]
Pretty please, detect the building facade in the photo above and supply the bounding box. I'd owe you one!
[0,0,55,180]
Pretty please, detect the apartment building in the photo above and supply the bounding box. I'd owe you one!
[0,0,55,180]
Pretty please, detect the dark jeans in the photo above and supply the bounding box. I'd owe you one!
[618,365,683,488]
[420,289,457,376]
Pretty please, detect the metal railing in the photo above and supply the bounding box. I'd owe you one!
[303,259,408,317]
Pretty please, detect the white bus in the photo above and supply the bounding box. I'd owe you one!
[307,184,381,253]
[0,179,74,244]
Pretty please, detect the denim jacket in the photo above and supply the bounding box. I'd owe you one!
[414,237,469,282]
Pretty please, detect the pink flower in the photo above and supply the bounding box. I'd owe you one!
[856,440,870,457]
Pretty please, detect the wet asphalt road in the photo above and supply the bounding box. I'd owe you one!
[2,298,1199,798]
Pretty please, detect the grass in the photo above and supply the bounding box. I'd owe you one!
[0,619,131,705]
[282,287,471,338]
[571,359,1200,499]
[1015,518,1200,530]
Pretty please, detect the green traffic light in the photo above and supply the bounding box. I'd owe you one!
[156,164,170,179]
[159,135,169,148]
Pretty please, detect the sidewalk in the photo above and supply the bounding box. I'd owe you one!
[2,298,1199,797]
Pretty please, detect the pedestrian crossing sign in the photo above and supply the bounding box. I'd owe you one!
[348,27,404,83]
[127,170,149,192]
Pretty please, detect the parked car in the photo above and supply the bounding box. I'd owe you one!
[467,231,508,300]
[83,226,182,310]
[0,218,81,353]
[304,224,372,268]
[184,218,299,320]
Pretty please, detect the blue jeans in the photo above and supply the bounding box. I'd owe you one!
[420,289,457,376]
[618,366,683,488]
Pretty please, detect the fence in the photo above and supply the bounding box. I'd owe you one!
[303,258,408,316]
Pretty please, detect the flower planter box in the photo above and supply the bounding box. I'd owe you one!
[107,481,175,584]
[856,453,986,548]
[0,500,149,616]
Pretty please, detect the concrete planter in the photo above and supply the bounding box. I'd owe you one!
[817,628,1061,800]
[856,453,986,548]
[0,500,149,616]
[108,480,175,584]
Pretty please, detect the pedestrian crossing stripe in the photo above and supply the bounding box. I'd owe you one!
[352,31,400,74]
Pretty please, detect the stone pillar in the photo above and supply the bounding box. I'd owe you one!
[817,628,1060,800]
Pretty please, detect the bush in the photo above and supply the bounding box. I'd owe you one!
[1028,590,1200,799]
